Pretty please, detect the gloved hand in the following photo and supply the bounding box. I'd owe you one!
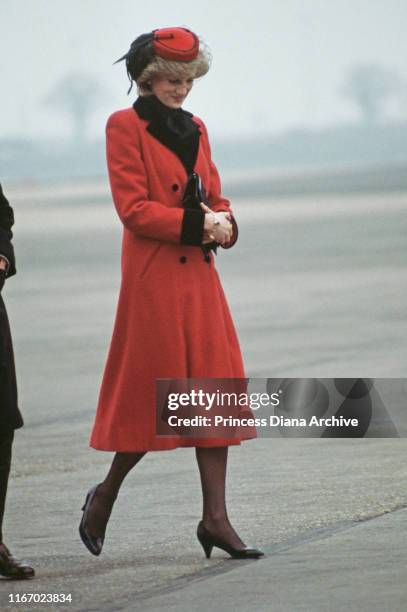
[0,269,6,292]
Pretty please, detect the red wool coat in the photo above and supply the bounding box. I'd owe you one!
[90,106,256,451]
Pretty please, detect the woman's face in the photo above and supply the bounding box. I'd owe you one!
[150,75,194,108]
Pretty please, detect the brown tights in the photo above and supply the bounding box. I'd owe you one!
[84,451,145,539]
[85,447,244,548]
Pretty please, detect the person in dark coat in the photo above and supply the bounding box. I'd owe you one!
[0,183,34,578]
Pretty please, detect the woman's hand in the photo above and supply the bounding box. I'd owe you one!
[200,202,233,246]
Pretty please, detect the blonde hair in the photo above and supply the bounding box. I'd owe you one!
[137,45,211,95]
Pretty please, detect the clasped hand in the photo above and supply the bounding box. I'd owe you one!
[200,202,233,246]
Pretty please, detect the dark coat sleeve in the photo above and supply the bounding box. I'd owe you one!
[0,183,16,277]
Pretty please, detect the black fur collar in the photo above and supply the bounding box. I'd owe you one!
[133,95,201,174]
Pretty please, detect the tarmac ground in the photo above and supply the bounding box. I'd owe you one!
[1,186,406,611]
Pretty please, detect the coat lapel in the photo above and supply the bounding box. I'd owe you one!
[133,97,201,175]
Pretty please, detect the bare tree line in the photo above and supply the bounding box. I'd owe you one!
[42,62,407,143]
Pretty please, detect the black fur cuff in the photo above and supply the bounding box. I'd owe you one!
[180,209,205,245]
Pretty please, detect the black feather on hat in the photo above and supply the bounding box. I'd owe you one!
[114,27,199,93]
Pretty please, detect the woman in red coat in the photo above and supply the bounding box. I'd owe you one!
[80,27,263,560]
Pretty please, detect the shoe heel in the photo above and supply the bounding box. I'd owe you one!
[197,531,213,559]
[81,492,90,512]
[202,541,213,559]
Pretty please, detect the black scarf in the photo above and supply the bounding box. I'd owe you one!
[133,95,200,174]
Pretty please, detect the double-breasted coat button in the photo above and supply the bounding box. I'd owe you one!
[179,256,187,263]
[172,184,179,192]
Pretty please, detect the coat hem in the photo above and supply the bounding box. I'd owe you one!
[89,436,256,453]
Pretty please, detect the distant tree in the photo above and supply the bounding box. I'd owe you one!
[45,72,105,143]
[342,64,400,124]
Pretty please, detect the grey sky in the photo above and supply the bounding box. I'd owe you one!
[1,0,407,140]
